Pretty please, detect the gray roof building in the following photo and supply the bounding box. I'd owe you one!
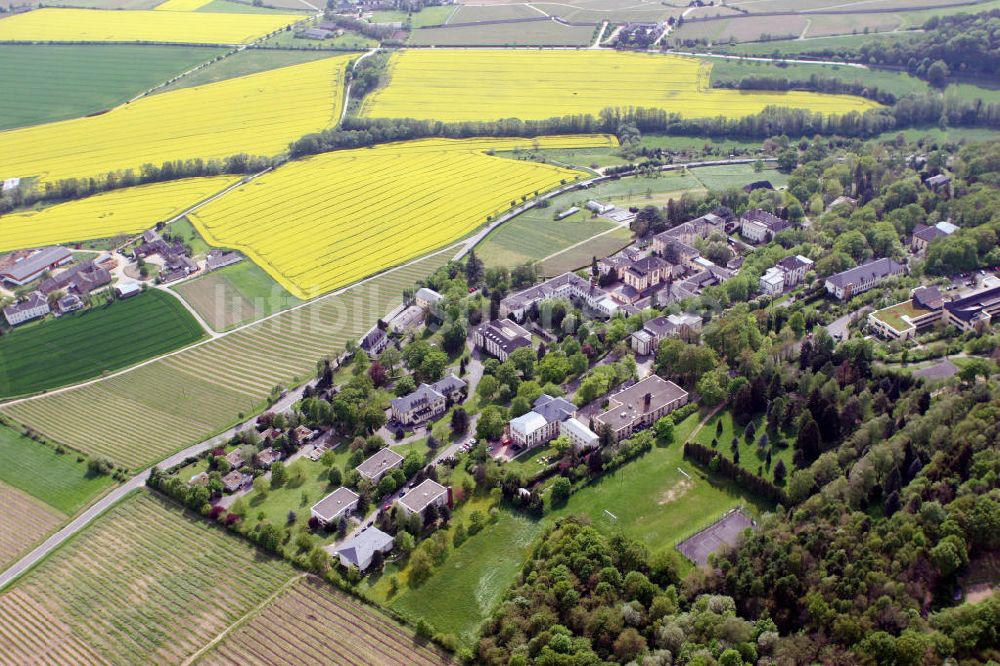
[311,487,359,524]
[396,479,448,516]
[355,448,404,481]
[0,246,72,285]
[336,527,394,570]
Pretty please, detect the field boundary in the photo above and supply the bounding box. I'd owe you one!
[182,573,308,665]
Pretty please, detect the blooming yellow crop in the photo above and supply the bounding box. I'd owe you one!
[0,8,302,44]
[155,0,215,10]
[362,50,882,123]
[0,177,237,252]
[0,55,351,184]
[189,135,615,299]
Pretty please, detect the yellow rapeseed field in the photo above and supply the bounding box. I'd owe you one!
[361,50,882,122]
[0,55,352,184]
[0,177,237,252]
[189,135,616,299]
[155,0,215,10]
[0,8,301,44]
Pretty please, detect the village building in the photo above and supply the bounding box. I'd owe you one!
[473,318,532,361]
[621,255,670,292]
[116,282,141,299]
[759,255,814,295]
[826,195,858,212]
[359,325,389,357]
[256,447,282,468]
[388,304,425,333]
[39,261,111,296]
[739,209,792,244]
[824,257,906,301]
[910,221,958,255]
[395,479,449,518]
[594,375,689,443]
[390,374,467,425]
[355,448,404,483]
[311,487,360,526]
[225,449,246,469]
[205,250,243,272]
[924,173,953,197]
[414,287,443,309]
[508,394,577,448]
[0,246,72,286]
[559,416,599,450]
[221,471,250,494]
[54,293,84,315]
[3,291,50,326]
[335,527,394,570]
[586,200,614,215]
[500,272,618,320]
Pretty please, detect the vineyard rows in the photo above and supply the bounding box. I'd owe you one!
[202,577,452,665]
[0,8,300,45]
[189,136,608,299]
[0,493,296,665]
[362,49,881,123]
[1,249,453,470]
[0,177,236,252]
[0,55,351,184]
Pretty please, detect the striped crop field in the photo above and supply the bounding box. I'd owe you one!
[0,481,63,573]
[0,492,296,665]
[0,248,453,471]
[0,8,300,44]
[361,50,882,123]
[189,135,609,299]
[0,177,236,252]
[0,55,351,184]
[201,576,453,665]
[0,290,205,399]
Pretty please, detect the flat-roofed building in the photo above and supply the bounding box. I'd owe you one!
[355,448,404,483]
[594,375,689,443]
[560,417,599,450]
[396,479,449,518]
[943,283,1000,332]
[311,487,360,526]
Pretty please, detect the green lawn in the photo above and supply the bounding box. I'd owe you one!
[158,49,335,93]
[0,290,205,398]
[477,206,617,268]
[0,45,221,130]
[165,216,213,255]
[371,5,456,27]
[371,413,771,645]
[496,146,629,170]
[197,0,308,12]
[689,165,789,191]
[873,125,1000,145]
[712,31,917,57]
[641,133,765,154]
[0,425,115,514]
[692,410,794,481]
[260,23,377,48]
[172,259,302,331]
[708,58,930,98]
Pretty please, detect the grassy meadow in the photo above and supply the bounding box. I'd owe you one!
[0,425,115,514]
[0,290,205,399]
[156,48,337,93]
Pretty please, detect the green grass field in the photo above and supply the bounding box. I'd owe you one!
[477,207,617,268]
[712,31,917,56]
[407,21,594,46]
[0,45,221,131]
[197,0,307,12]
[708,58,930,98]
[0,425,114,515]
[373,412,769,644]
[157,48,334,93]
[539,227,634,276]
[0,290,204,399]
[260,22,377,48]
[371,5,455,27]
[689,164,789,191]
[172,259,302,330]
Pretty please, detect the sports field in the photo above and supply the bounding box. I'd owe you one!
[0,290,205,399]
[202,576,452,665]
[0,45,221,131]
[171,259,301,331]
[0,492,296,665]
[189,135,608,299]
[361,50,881,123]
[0,249,453,470]
[0,177,236,251]
[0,8,300,44]
[0,55,351,184]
